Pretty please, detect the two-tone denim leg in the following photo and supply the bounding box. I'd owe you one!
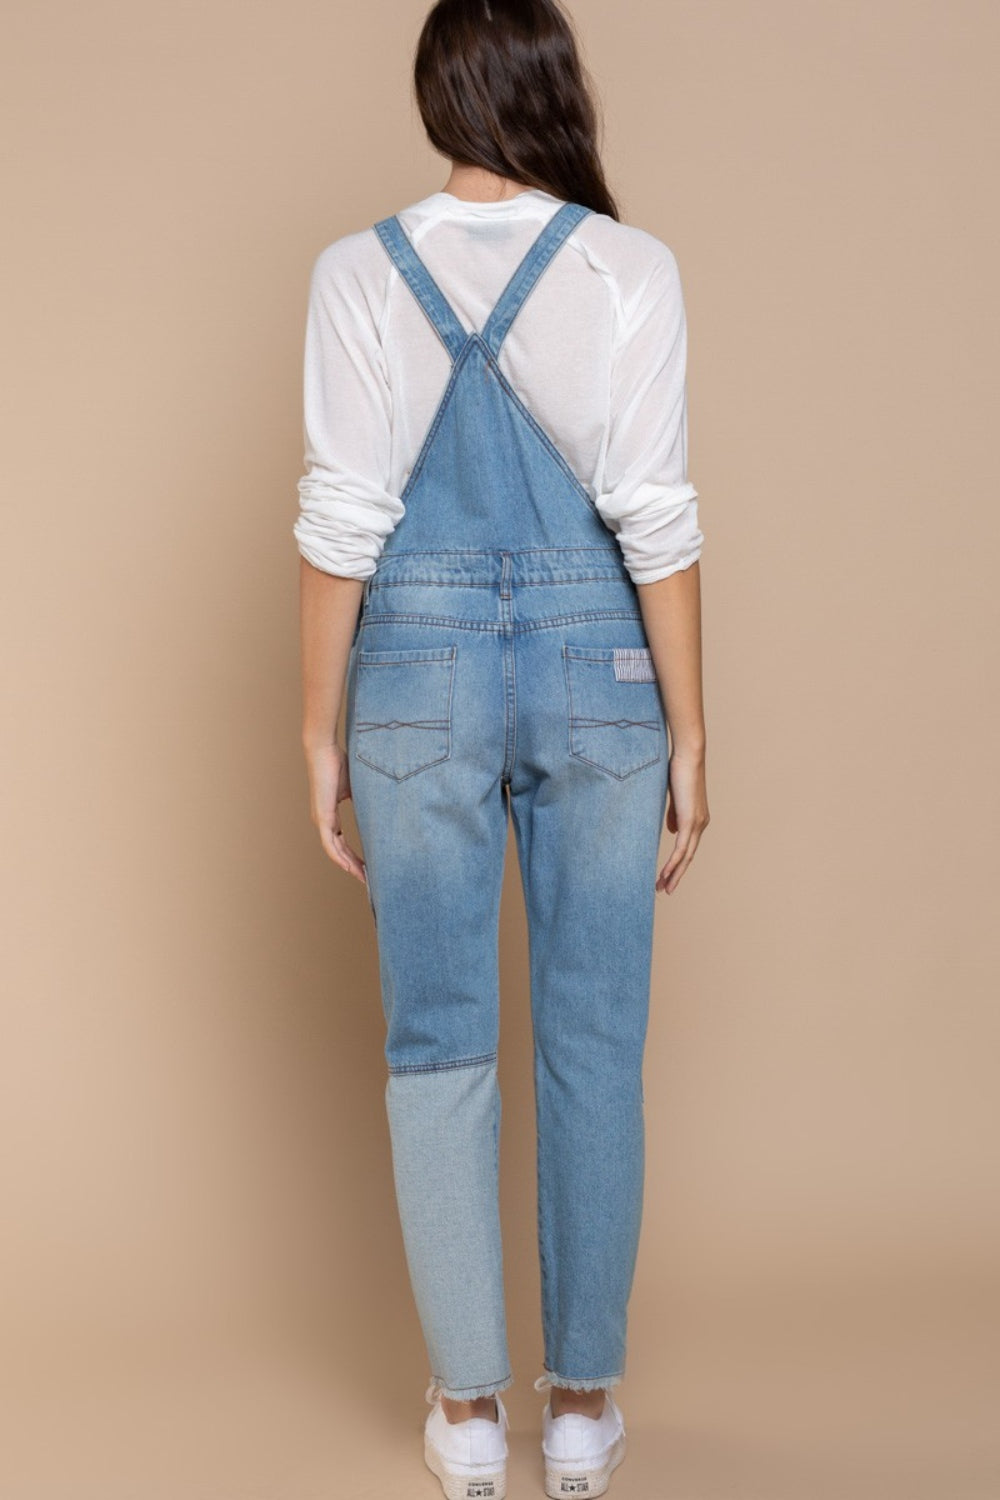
[345,623,514,1401]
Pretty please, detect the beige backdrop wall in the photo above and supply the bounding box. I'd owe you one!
[2,1,998,1497]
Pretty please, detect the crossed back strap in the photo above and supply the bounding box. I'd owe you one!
[373,200,593,363]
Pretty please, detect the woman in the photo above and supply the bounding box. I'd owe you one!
[294,1,709,1494]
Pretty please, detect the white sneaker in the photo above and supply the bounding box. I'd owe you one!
[535,1374,627,1498]
[423,1379,510,1500]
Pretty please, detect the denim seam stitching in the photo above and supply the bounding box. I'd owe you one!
[565,647,653,662]
[364,546,622,561]
[358,610,643,634]
[388,1050,498,1076]
[368,574,631,590]
[357,648,456,662]
[507,627,518,784]
[365,546,621,556]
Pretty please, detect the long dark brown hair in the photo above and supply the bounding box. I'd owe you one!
[413,0,620,221]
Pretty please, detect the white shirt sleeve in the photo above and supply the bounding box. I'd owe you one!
[293,243,403,579]
[595,244,703,585]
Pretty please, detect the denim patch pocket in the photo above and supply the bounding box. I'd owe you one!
[563,644,662,779]
[354,645,456,780]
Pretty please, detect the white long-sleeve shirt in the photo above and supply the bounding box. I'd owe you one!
[294,187,702,586]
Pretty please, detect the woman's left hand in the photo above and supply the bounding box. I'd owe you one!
[305,741,368,886]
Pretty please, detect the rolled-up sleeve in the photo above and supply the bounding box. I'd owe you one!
[293,243,404,579]
[595,243,703,585]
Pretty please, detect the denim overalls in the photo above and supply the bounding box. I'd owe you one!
[344,201,671,1401]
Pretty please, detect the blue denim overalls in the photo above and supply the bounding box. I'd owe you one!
[344,200,671,1401]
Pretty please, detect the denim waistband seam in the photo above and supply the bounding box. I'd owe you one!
[359,609,643,634]
[368,573,629,589]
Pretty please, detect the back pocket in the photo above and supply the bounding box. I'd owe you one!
[354,645,456,780]
[563,644,662,779]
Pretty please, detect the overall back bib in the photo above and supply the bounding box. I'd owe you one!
[344,200,671,1401]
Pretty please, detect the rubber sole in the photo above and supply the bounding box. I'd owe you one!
[543,1430,627,1498]
[424,1438,508,1500]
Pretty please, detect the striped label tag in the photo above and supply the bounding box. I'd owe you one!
[613,648,656,682]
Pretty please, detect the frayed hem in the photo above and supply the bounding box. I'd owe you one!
[430,1371,514,1401]
[537,1368,623,1393]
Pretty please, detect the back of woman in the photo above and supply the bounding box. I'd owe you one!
[295,188,701,589]
[293,3,710,1496]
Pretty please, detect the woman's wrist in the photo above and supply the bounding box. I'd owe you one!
[302,729,340,756]
[669,734,706,763]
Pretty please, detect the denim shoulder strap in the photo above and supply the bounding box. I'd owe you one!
[373,215,468,362]
[479,201,593,359]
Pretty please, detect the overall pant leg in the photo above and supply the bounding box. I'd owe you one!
[345,622,514,1401]
[507,615,670,1391]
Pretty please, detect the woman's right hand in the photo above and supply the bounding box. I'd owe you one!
[656,749,709,895]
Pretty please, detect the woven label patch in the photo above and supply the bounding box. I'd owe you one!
[613,648,656,682]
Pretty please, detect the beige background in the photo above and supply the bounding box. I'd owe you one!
[3,1,999,1496]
